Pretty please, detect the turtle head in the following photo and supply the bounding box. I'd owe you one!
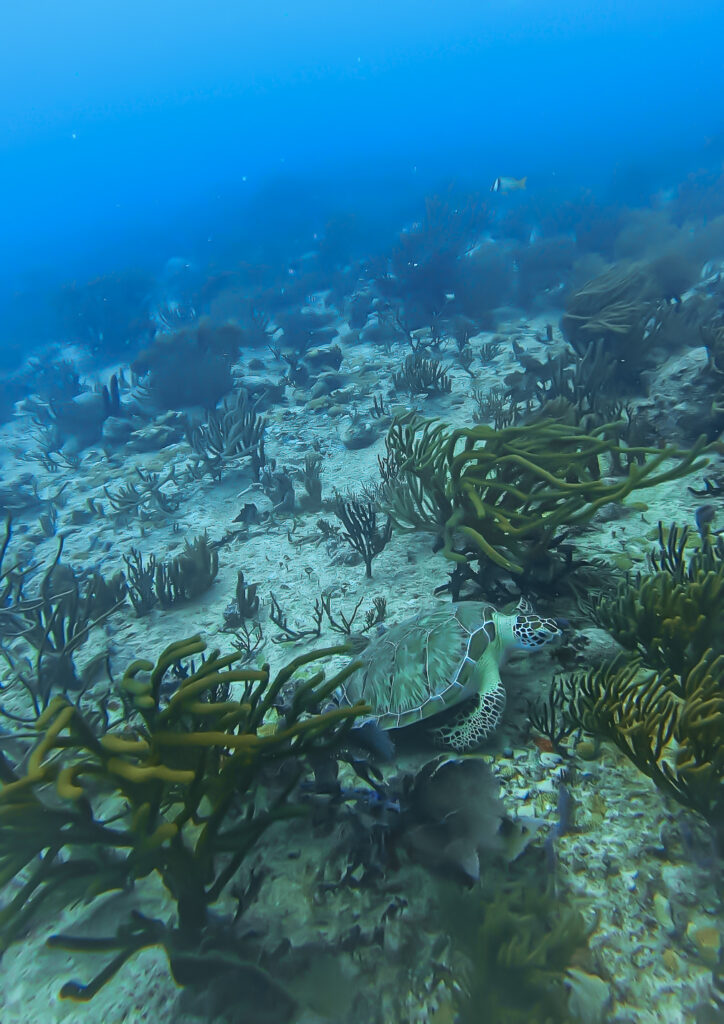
[511,598,562,651]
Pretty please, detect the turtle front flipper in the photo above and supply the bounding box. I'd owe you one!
[431,684,506,752]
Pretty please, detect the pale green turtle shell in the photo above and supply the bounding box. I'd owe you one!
[340,601,500,730]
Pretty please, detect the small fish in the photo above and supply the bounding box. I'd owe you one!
[554,781,574,838]
[491,175,527,193]
[695,504,716,536]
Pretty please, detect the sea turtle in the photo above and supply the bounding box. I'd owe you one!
[341,599,561,752]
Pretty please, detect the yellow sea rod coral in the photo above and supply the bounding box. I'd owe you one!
[0,634,368,1002]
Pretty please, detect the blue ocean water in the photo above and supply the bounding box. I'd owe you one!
[2,0,723,350]
[0,2,723,1022]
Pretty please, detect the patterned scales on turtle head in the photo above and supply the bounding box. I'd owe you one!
[511,596,562,651]
[342,598,562,753]
[432,597,562,751]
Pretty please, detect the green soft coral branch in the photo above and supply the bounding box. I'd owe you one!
[248,642,354,727]
[457,441,707,509]
[150,704,366,755]
[385,412,711,579]
[455,441,707,569]
[457,524,521,572]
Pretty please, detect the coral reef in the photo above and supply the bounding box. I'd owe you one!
[439,866,596,1024]
[560,259,703,386]
[121,534,221,615]
[502,339,619,420]
[222,569,261,629]
[261,462,296,511]
[15,367,136,456]
[299,452,323,510]
[392,352,452,396]
[319,592,387,636]
[334,493,393,578]
[0,635,367,1002]
[132,318,242,410]
[123,548,159,616]
[3,175,724,1022]
[186,388,266,482]
[554,651,724,845]
[104,466,181,520]
[591,521,724,676]
[555,520,724,842]
[0,527,126,710]
[154,532,219,606]
[381,412,708,592]
[561,260,657,361]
